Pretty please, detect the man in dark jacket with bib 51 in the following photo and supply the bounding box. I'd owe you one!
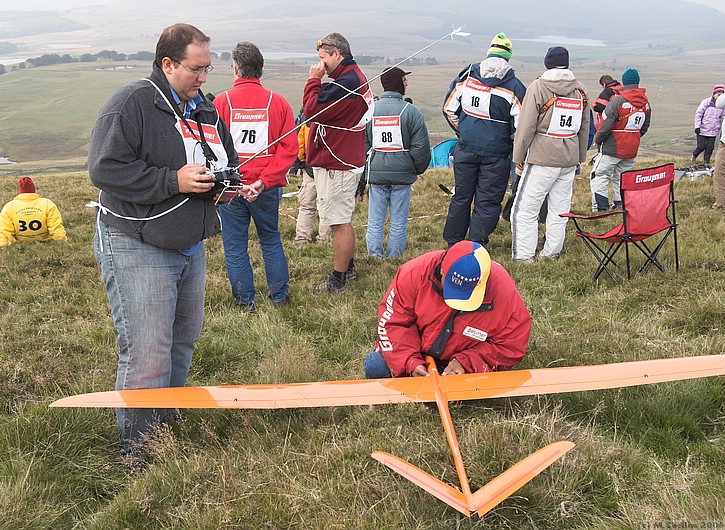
[591,68,651,211]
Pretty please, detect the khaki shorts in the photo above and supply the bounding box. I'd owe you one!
[313,167,360,225]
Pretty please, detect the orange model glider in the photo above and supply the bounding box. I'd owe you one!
[50,354,725,518]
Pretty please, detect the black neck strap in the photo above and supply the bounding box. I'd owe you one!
[178,105,218,167]
[427,259,458,359]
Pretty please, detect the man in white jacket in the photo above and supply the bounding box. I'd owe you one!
[511,46,589,262]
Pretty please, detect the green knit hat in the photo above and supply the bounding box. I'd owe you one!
[488,33,512,61]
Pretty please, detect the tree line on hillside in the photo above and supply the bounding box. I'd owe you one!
[0,50,438,76]
[0,50,233,75]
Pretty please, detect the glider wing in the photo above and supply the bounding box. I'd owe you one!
[50,354,725,409]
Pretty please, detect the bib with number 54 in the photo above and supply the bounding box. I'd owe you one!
[545,97,583,138]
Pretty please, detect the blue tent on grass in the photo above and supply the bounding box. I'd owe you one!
[428,139,458,168]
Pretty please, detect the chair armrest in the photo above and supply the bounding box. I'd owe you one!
[561,210,622,220]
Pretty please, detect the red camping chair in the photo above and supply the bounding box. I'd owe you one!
[561,163,679,282]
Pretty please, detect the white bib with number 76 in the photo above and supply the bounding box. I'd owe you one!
[226,91,273,159]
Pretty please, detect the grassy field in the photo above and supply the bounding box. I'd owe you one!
[0,155,723,528]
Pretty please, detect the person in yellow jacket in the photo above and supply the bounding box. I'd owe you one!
[0,176,67,246]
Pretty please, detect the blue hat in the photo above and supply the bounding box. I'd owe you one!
[441,241,492,311]
[622,68,640,86]
[544,46,569,69]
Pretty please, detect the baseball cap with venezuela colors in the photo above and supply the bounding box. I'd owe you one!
[441,241,492,311]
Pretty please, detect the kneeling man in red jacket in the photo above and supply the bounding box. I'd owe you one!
[364,241,532,378]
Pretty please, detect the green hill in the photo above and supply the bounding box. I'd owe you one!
[1,48,724,163]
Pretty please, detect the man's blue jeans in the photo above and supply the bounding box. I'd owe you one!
[94,221,206,455]
[219,187,289,305]
[366,184,412,258]
[364,349,393,379]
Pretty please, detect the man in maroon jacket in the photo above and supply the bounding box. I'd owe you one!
[303,32,374,293]
[363,241,532,378]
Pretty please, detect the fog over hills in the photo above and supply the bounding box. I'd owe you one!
[1,0,724,163]
[1,0,724,63]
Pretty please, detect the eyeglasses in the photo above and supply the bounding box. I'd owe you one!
[316,40,338,50]
[171,58,214,76]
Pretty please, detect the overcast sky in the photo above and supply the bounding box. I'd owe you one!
[7,0,725,12]
[4,0,724,63]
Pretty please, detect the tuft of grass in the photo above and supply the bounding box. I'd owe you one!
[0,161,723,528]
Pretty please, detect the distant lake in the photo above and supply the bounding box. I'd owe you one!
[518,35,607,47]
[263,51,318,61]
[47,43,91,50]
[0,57,27,65]
[0,157,18,165]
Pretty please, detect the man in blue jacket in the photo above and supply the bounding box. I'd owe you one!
[442,33,526,247]
[365,67,431,258]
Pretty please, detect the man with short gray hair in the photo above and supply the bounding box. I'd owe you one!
[304,32,374,293]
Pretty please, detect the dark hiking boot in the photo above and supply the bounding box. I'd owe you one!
[313,272,346,293]
[271,295,291,307]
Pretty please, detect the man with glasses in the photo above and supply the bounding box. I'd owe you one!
[213,42,298,310]
[87,23,241,469]
[303,32,374,293]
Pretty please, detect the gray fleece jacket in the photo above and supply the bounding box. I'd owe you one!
[365,92,431,185]
[87,64,238,250]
